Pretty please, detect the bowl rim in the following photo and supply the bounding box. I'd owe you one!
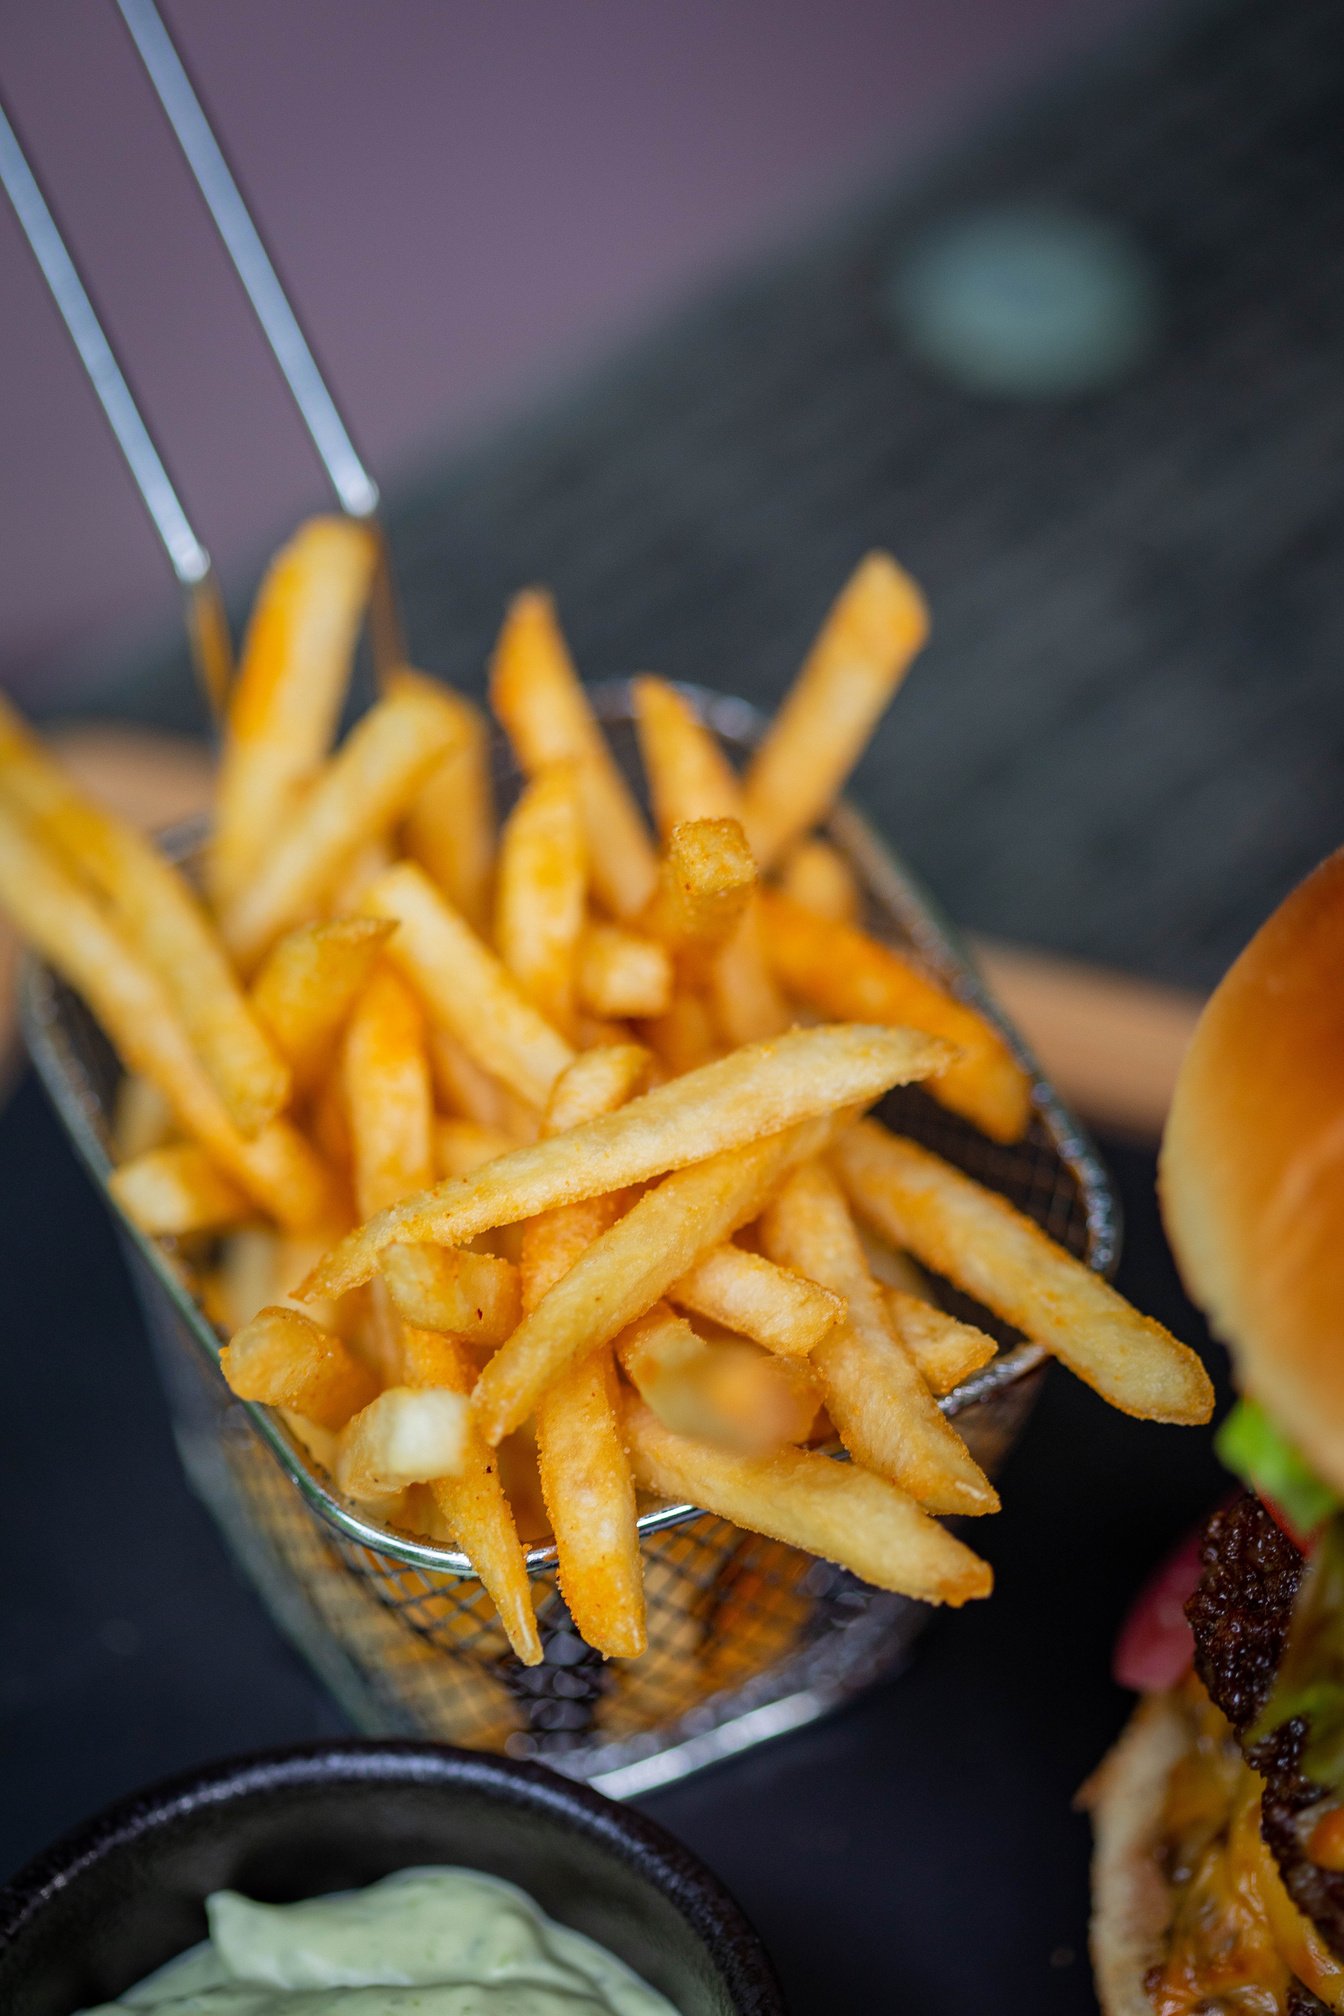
[0,1737,786,2013]
[17,677,1118,1579]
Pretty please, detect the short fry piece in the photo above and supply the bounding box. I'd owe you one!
[363,862,574,1110]
[640,817,756,959]
[742,552,928,868]
[576,923,673,1020]
[669,1244,843,1357]
[336,1385,471,1500]
[212,517,377,906]
[623,1395,990,1606]
[834,1120,1214,1424]
[401,1328,541,1666]
[223,676,464,968]
[221,1305,377,1431]
[0,692,290,1135]
[494,764,586,1036]
[761,1161,998,1516]
[490,591,658,918]
[0,805,337,1231]
[618,1303,819,1452]
[540,1043,651,1136]
[761,888,1032,1144]
[474,1118,829,1446]
[251,917,393,1088]
[302,1023,952,1301]
[883,1288,997,1397]
[384,1244,520,1345]
[403,691,496,935]
[111,1143,251,1237]
[778,836,861,926]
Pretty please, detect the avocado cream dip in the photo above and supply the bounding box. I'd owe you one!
[83,1865,681,2015]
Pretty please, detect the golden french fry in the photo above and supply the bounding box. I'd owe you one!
[623,1394,990,1606]
[631,676,788,1045]
[882,1286,997,1397]
[403,690,496,935]
[494,764,586,1036]
[211,517,377,907]
[384,1244,520,1344]
[777,836,861,926]
[221,1305,378,1432]
[434,1117,517,1179]
[489,591,657,918]
[342,965,435,1216]
[111,1143,251,1237]
[473,1117,829,1447]
[400,1326,542,1667]
[618,1302,819,1452]
[302,1023,952,1301]
[0,804,338,1231]
[760,1161,998,1516]
[335,1385,471,1500]
[669,1243,842,1356]
[742,553,928,868]
[218,1228,281,1332]
[112,1073,174,1161]
[223,676,465,969]
[760,888,1032,1144]
[0,693,291,1135]
[426,1028,511,1133]
[527,1044,648,1660]
[640,817,756,959]
[576,923,673,1019]
[857,1224,933,1301]
[639,988,721,1074]
[251,917,393,1089]
[834,1120,1214,1424]
[326,838,396,914]
[362,862,574,1110]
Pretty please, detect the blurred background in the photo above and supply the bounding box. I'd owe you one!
[3,4,1343,2009]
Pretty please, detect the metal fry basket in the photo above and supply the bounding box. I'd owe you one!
[20,685,1118,1797]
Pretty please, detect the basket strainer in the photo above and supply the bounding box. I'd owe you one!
[20,684,1117,1797]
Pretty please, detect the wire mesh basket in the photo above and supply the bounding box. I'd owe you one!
[20,683,1118,1797]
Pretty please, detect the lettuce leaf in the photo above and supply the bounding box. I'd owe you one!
[1215,1398,1339,1537]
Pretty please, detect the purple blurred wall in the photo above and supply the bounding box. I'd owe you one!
[0,0,1148,703]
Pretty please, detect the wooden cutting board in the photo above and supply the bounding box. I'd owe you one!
[0,726,1203,1140]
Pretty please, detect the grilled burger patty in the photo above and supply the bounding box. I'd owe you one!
[1187,1491,1344,1958]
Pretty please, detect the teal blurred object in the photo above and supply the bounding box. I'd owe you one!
[886,204,1161,396]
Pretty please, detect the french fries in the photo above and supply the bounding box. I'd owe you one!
[834,1120,1214,1424]
[742,551,928,868]
[0,524,1207,1678]
[761,889,1033,1144]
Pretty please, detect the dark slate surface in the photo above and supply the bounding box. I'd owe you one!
[105,0,1344,991]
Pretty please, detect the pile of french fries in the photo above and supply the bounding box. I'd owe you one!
[0,520,1213,1672]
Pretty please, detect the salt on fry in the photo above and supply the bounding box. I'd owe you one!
[363,862,574,1111]
[494,764,586,1037]
[221,1305,378,1432]
[761,888,1033,1144]
[301,1023,952,1301]
[669,1243,843,1356]
[0,692,290,1135]
[623,1394,991,1606]
[403,690,496,935]
[251,916,393,1089]
[489,590,658,919]
[223,675,465,969]
[760,1161,998,1516]
[212,517,376,907]
[111,1143,251,1237]
[473,1116,831,1446]
[742,551,928,868]
[0,805,337,1231]
[527,1046,649,1661]
[834,1120,1214,1424]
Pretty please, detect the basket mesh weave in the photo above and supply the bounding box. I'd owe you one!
[21,686,1116,1792]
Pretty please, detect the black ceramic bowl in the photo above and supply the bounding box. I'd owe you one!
[0,1740,785,2015]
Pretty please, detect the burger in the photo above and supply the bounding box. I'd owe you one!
[1088,849,1344,2014]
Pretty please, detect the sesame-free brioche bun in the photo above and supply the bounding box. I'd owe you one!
[1159,847,1344,1496]
[1085,1694,1191,2016]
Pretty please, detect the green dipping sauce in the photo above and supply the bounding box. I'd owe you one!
[83,1865,682,2015]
